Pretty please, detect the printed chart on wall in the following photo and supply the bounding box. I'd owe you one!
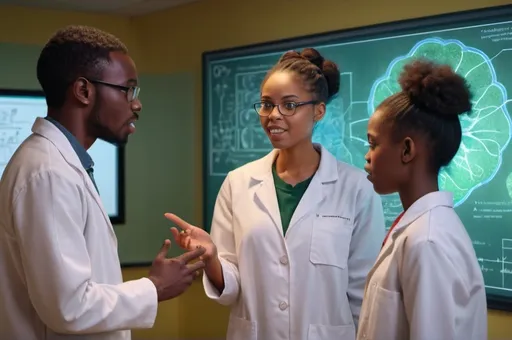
[203,6,512,304]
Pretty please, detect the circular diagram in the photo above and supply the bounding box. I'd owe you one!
[369,37,512,207]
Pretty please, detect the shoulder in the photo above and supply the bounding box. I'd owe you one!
[400,207,478,281]
[0,135,81,200]
[225,151,274,182]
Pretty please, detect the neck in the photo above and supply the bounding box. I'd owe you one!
[398,173,438,211]
[47,108,95,150]
[275,141,320,184]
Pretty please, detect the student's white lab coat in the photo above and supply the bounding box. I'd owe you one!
[0,117,158,340]
[203,144,386,340]
[357,191,487,340]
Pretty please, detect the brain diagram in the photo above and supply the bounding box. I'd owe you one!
[374,38,511,209]
[314,37,511,224]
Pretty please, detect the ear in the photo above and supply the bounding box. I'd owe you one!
[72,77,94,106]
[401,137,416,164]
[313,102,326,122]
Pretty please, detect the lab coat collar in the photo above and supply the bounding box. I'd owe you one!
[250,143,338,183]
[393,191,454,233]
[250,143,338,235]
[31,117,114,233]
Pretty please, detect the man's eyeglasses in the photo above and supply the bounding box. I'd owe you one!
[89,79,140,102]
[254,100,319,117]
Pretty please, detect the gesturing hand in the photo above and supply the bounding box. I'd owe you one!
[164,213,217,263]
[148,239,206,302]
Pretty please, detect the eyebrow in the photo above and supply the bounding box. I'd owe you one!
[261,94,299,100]
[126,78,138,86]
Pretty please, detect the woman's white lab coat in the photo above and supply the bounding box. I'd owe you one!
[203,144,386,340]
[0,118,158,340]
[357,191,488,340]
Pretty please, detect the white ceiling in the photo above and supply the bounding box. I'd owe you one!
[0,0,201,16]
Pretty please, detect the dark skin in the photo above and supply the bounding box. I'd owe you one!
[47,51,141,150]
[364,109,439,211]
[45,50,207,301]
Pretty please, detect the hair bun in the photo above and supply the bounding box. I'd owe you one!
[399,59,472,117]
[302,48,341,99]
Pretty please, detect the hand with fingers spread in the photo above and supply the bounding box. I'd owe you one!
[148,239,206,302]
[165,213,217,263]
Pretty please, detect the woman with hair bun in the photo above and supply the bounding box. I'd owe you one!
[358,59,487,340]
[165,48,385,340]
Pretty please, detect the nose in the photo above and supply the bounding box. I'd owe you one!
[131,98,142,112]
[364,149,371,163]
[268,105,282,120]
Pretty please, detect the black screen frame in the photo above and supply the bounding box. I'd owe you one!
[202,5,512,311]
[0,88,126,225]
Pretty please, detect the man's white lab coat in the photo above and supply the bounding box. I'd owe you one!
[357,191,488,340]
[203,144,386,340]
[0,117,158,340]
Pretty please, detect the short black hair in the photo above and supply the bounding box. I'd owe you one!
[378,59,472,173]
[37,25,128,108]
[262,47,341,104]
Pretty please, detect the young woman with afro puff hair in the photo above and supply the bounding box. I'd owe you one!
[357,59,487,340]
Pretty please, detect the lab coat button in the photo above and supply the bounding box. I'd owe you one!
[280,256,288,265]
[279,301,288,310]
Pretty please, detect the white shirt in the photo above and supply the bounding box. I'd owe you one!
[357,191,488,340]
[0,117,158,340]
[203,144,386,340]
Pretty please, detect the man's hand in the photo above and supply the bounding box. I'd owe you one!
[148,240,206,302]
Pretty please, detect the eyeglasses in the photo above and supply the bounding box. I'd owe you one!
[253,100,319,116]
[89,79,140,102]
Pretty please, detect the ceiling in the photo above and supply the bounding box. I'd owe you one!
[0,0,201,16]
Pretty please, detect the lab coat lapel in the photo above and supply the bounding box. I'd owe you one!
[31,118,116,238]
[364,191,455,289]
[252,150,284,233]
[287,145,337,232]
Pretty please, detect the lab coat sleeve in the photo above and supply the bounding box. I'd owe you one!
[347,182,385,327]
[401,240,465,340]
[203,173,240,306]
[12,170,158,334]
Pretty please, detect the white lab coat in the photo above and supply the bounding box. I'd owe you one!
[0,117,158,340]
[357,191,487,340]
[203,144,386,340]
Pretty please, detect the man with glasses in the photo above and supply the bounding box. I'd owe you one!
[0,25,205,340]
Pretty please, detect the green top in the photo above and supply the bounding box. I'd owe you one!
[272,163,314,235]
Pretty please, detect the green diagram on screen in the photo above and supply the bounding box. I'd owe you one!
[206,21,512,297]
[314,37,512,225]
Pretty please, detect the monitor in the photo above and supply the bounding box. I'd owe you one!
[0,89,125,224]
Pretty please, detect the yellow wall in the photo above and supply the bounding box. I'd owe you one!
[0,0,511,338]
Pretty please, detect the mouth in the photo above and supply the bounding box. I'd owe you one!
[268,126,287,135]
[364,166,372,179]
[127,114,139,132]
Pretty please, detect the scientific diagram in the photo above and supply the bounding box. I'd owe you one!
[476,238,512,293]
[369,38,512,209]
[207,37,512,227]
[0,108,23,167]
[209,63,277,176]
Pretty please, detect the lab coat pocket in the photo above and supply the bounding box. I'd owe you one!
[310,218,351,269]
[308,324,356,340]
[363,285,407,340]
[227,315,257,340]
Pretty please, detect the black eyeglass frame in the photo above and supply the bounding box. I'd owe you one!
[88,79,140,102]
[253,100,319,116]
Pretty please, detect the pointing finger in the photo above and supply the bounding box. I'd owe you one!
[164,213,193,231]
